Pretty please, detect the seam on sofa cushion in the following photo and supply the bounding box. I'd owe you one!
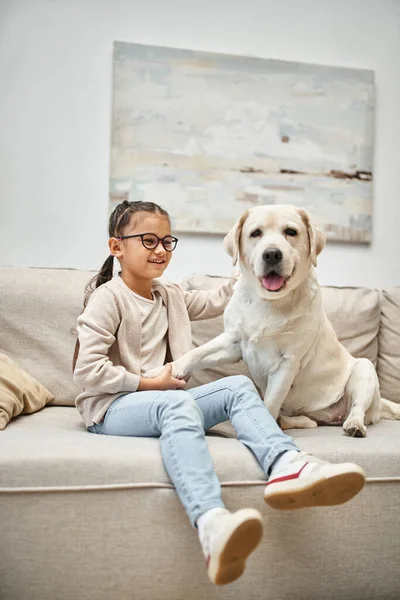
[0,477,399,494]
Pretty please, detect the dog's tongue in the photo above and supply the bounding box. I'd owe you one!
[262,274,285,291]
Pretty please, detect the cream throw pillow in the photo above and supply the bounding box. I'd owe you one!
[0,354,54,430]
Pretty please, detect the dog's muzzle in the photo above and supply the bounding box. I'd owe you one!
[260,248,288,292]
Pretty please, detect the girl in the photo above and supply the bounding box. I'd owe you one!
[74,200,365,586]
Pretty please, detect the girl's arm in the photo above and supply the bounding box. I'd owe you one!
[73,289,140,393]
[183,273,238,321]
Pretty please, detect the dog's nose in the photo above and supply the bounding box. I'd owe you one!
[262,248,283,265]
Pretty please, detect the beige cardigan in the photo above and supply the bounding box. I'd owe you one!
[74,275,234,427]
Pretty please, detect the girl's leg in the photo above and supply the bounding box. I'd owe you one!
[90,389,224,526]
[189,375,299,476]
[189,376,366,509]
[90,389,263,585]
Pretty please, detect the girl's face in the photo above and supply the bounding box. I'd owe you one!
[109,213,174,282]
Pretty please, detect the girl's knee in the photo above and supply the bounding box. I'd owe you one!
[224,374,256,391]
[163,389,193,407]
[162,391,204,427]
[222,375,262,410]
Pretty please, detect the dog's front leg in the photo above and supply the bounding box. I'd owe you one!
[172,332,243,379]
[264,357,299,420]
[144,332,242,381]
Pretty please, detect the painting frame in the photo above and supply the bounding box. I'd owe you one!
[110,42,374,244]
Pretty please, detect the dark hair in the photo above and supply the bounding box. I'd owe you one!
[84,200,170,307]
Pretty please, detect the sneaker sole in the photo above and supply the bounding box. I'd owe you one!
[264,470,365,510]
[209,511,263,585]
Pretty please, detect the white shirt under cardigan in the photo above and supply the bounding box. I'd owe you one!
[130,288,168,377]
[74,275,234,427]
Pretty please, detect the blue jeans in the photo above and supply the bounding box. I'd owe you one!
[88,375,299,526]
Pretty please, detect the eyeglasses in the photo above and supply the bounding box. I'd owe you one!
[118,233,179,252]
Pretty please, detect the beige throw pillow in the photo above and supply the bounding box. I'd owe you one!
[0,354,54,430]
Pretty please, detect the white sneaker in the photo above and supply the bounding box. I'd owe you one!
[199,507,263,585]
[264,452,366,510]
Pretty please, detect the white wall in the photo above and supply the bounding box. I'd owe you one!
[1,0,400,287]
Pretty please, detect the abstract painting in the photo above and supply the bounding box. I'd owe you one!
[110,42,374,243]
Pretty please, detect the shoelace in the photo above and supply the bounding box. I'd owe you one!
[295,451,325,465]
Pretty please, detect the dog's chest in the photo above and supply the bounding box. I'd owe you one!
[237,312,291,374]
[225,284,318,378]
[236,302,297,347]
[226,292,315,386]
[242,338,281,383]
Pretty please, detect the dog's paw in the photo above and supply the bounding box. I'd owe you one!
[169,359,188,380]
[343,417,367,438]
[279,415,318,430]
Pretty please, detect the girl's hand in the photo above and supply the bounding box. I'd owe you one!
[139,364,186,391]
[155,364,187,390]
[143,365,165,379]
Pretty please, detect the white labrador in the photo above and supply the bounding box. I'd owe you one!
[148,204,400,436]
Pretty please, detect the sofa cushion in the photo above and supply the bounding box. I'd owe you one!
[0,266,93,406]
[0,407,398,490]
[0,407,263,488]
[320,286,380,366]
[0,354,54,430]
[377,287,400,403]
[182,273,381,389]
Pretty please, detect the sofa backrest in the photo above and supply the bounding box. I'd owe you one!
[0,266,93,406]
[378,288,400,403]
[0,266,399,406]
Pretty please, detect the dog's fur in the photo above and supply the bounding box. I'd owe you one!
[147,204,400,436]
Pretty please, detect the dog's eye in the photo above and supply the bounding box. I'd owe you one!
[285,228,298,237]
[250,229,262,238]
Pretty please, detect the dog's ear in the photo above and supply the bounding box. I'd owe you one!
[224,210,249,266]
[297,208,326,267]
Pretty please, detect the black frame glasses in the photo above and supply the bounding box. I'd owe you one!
[118,233,179,252]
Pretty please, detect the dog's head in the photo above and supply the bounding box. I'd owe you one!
[224,204,325,299]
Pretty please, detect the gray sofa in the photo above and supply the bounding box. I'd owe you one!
[0,265,399,600]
